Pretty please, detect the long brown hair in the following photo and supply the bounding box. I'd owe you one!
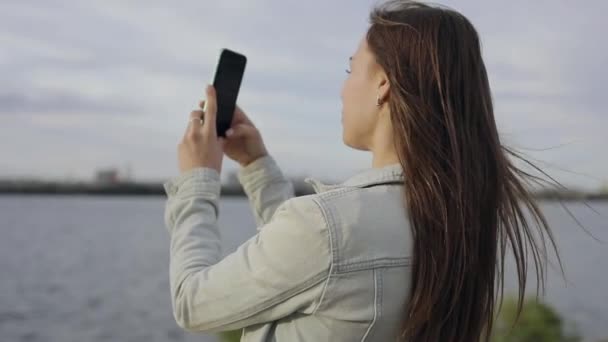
[366,1,565,341]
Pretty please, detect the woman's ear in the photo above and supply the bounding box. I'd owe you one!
[377,75,390,104]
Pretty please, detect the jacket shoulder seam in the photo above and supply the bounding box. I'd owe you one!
[309,195,336,314]
[360,268,379,341]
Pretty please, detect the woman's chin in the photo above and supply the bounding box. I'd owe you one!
[341,131,350,147]
[342,133,365,151]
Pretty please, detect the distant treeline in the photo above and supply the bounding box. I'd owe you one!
[0,180,606,200]
[0,180,313,197]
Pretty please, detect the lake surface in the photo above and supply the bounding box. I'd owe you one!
[0,195,606,341]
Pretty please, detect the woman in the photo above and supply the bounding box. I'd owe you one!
[163,1,561,341]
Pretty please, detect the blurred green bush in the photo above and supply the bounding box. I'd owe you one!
[492,296,581,342]
[218,329,242,342]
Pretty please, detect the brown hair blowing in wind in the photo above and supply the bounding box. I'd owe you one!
[365,1,566,341]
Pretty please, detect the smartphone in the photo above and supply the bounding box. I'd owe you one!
[204,48,247,137]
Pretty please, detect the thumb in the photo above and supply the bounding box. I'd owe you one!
[226,123,257,139]
[202,85,218,136]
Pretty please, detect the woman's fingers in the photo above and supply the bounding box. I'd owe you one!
[226,123,256,139]
[199,100,253,128]
[190,109,204,119]
[198,94,254,138]
[184,110,204,140]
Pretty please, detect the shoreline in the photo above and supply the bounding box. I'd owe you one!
[0,181,606,200]
[0,181,314,197]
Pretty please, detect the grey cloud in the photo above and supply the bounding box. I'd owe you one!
[0,90,143,115]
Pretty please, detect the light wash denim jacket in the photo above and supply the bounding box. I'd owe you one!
[163,155,413,341]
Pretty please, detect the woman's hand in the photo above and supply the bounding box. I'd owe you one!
[197,101,268,167]
[178,85,225,174]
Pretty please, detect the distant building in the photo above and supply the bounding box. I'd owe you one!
[95,169,120,184]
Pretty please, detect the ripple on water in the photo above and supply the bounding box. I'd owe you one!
[167,327,185,341]
[0,310,26,324]
[20,331,39,342]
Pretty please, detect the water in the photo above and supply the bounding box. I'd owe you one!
[0,195,606,342]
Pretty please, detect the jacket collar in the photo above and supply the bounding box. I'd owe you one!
[305,163,404,194]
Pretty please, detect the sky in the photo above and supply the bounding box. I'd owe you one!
[1,0,606,190]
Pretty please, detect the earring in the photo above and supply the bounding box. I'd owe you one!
[376,94,382,107]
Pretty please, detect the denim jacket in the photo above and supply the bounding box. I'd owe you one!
[163,155,413,341]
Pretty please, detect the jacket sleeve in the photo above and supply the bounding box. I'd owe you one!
[236,155,295,227]
[163,167,331,333]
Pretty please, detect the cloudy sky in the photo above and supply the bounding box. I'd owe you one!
[1,0,606,190]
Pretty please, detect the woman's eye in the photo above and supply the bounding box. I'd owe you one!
[345,69,351,74]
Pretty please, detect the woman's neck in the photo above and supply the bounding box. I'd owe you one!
[370,116,400,169]
[372,152,400,169]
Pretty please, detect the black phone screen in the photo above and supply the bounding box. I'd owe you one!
[213,49,247,137]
